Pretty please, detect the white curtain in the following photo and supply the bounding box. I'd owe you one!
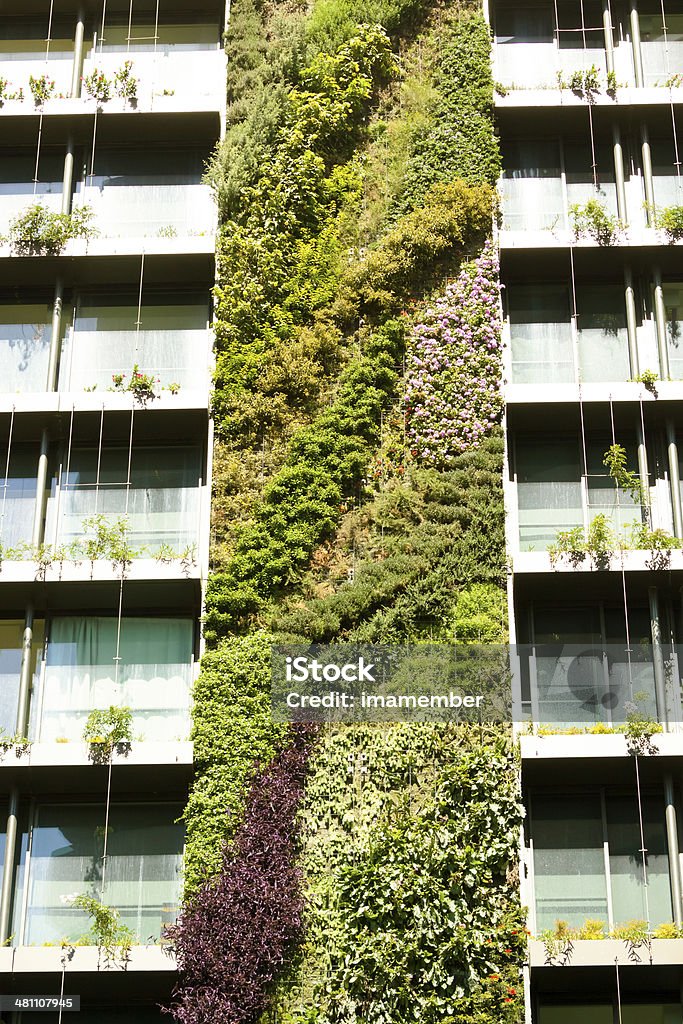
[37,616,193,742]
[516,440,583,549]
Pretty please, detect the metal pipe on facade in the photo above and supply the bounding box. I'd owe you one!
[630,0,644,87]
[70,8,86,99]
[667,421,683,539]
[613,126,628,223]
[15,605,34,740]
[654,269,671,379]
[45,281,63,393]
[603,0,615,75]
[649,587,669,728]
[0,790,19,944]
[664,776,683,926]
[625,269,640,377]
[32,430,50,549]
[642,124,656,224]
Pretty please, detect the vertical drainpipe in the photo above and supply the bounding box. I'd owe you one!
[630,0,644,88]
[649,587,669,728]
[613,126,628,224]
[70,7,86,99]
[654,270,671,379]
[32,431,50,551]
[642,125,656,225]
[0,790,19,944]
[667,421,683,539]
[664,778,683,926]
[636,419,650,524]
[603,0,615,75]
[15,607,34,741]
[625,269,640,377]
[46,137,75,393]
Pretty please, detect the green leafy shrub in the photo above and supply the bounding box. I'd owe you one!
[570,199,621,245]
[7,203,95,255]
[658,205,683,242]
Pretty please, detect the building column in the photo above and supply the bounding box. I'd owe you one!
[649,587,669,727]
[664,776,683,926]
[667,421,683,539]
[70,7,86,99]
[630,0,644,87]
[0,789,19,944]
[625,269,640,376]
[636,419,650,522]
[654,269,671,379]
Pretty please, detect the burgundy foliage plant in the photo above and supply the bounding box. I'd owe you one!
[166,723,319,1024]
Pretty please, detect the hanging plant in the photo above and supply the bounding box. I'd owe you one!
[83,705,133,763]
[6,203,95,256]
[110,364,160,405]
[70,894,135,968]
[570,199,621,245]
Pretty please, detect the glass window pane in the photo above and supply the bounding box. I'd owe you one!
[565,142,618,216]
[664,283,683,379]
[516,440,583,549]
[532,793,609,930]
[22,803,183,945]
[0,619,43,738]
[508,284,573,382]
[622,1008,683,1024]
[0,444,38,549]
[502,141,564,232]
[586,439,640,534]
[61,292,210,392]
[46,445,201,552]
[576,285,630,382]
[38,617,193,742]
[96,20,220,52]
[0,301,53,393]
[76,149,214,239]
[607,794,672,926]
[641,13,683,86]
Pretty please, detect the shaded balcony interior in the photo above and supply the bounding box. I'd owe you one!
[527,786,674,933]
[492,0,633,89]
[0,136,216,242]
[500,123,683,237]
[0,287,212,394]
[0,800,183,946]
[0,613,196,742]
[536,1004,683,1024]
[0,4,224,104]
[0,414,207,556]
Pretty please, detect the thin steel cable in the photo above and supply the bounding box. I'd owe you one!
[0,408,15,547]
[633,753,651,922]
[99,0,108,54]
[95,404,105,515]
[615,959,623,1024]
[45,0,55,62]
[609,398,635,691]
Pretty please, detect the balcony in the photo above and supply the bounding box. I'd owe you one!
[2,800,183,947]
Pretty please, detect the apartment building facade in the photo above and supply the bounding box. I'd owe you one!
[0,2,226,1020]
[490,1,683,1021]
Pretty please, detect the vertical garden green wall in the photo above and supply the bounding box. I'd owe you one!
[169,1,524,1021]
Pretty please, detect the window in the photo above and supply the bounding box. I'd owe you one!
[60,291,210,392]
[508,284,573,382]
[94,20,220,52]
[45,444,202,553]
[538,1007,613,1024]
[0,444,39,549]
[36,616,193,742]
[75,149,214,239]
[19,802,183,945]
[640,11,683,86]
[0,18,74,59]
[0,152,64,236]
[664,283,683,377]
[565,142,618,217]
[575,285,630,382]
[515,440,583,549]
[501,141,564,232]
[650,140,683,210]
[530,791,673,932]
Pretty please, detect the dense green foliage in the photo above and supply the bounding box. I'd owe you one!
[278,726,524,1024]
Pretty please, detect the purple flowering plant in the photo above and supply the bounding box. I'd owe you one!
[404,242,503,465]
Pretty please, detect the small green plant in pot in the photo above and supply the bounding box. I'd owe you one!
[83,705,133,763]
[71,894,134,967]
[658,205,683,242]
[83,69,111,104]
[114,61,138,103]
[29,74,55,106]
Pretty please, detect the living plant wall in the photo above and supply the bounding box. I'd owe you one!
[168,1,525,1022]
